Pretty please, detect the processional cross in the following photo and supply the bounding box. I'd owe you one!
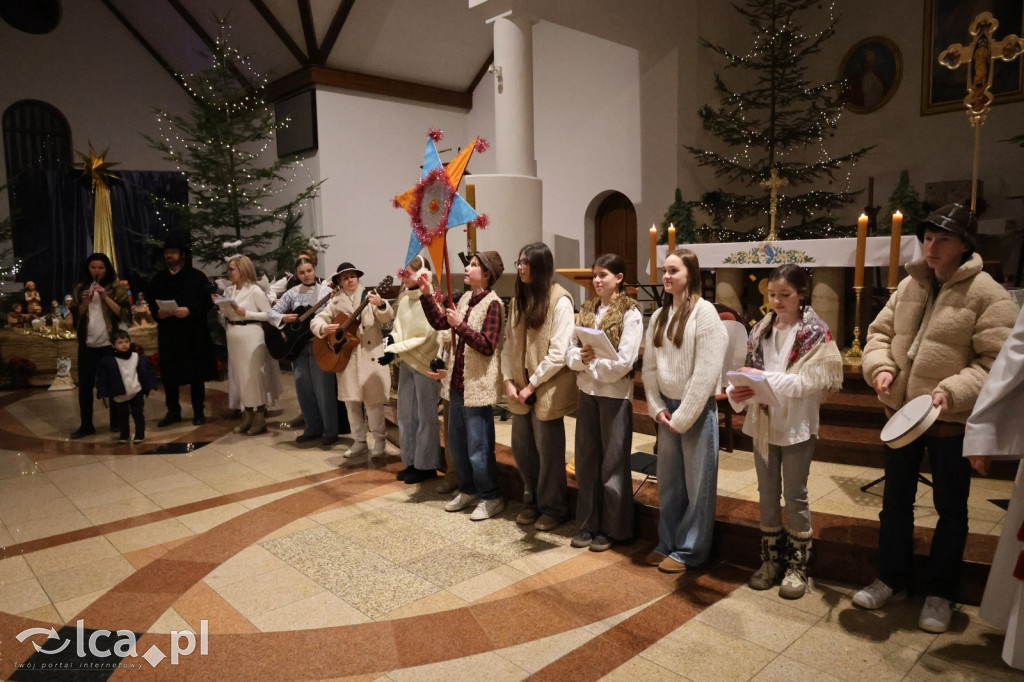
[760,167,788,242]
[937,11,1024,211]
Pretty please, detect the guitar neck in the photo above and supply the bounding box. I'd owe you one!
[297,287,335,323]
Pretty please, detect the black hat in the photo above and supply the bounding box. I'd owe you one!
[331,262,364,285]
[162,230,191,253]
[917,203,977,248]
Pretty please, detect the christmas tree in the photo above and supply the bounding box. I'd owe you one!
[877,170,927,236]
[685,0,873,240]
[659,188,698,244]
[145,23,324,271]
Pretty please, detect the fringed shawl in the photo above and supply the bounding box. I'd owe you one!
[745,306,844,457]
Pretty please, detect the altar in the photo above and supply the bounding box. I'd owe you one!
[650,236,922,342]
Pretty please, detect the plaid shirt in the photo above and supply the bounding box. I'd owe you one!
[420,289,502,395]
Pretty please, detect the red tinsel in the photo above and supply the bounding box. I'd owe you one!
[474,138,490,153]
[428,128,444,142]
[409,167,454,247]
[392,198,402,209]
[469,213,490,230]
[430,290,444,304]
[397,267,412,280]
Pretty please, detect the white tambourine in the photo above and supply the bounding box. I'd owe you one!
[880,394,942,449]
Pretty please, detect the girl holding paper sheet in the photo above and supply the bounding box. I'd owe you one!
[726,264,842,599]
[641,248,728,573]
[565,254,642,551]
[502,242,577,531]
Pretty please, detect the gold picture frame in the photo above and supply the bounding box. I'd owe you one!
[922,0,1024,115]
[839,36,902,114]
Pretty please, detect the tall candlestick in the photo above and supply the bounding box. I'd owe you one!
[667,223,676,253]
[854,214,868,288]
[888,210,903,290]
[649,225,658,284]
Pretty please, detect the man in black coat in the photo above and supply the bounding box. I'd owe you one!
[147,231,216,425]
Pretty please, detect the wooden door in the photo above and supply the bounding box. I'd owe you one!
[594,192,637,283]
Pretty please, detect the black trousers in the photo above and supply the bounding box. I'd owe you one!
[878,432,971,600]
[113,393,146,439]
[163,380,206,417]
[78,344,113,429]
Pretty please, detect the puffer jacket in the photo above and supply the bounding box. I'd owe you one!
[862,253,1016,423]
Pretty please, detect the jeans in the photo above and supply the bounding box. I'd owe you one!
[655,395,719,567]
[294,344,338,437]
[448,391,499,500]
[511,412,568,518]
[753,437,816,533]
[397,363,441,470]
[878,432,970,600]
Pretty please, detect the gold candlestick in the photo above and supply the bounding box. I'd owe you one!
[844,286,864,366]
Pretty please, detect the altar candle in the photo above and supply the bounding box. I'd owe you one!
[888,210,903,289]
[854,213,868,288]
[668,223,676,253]
[649,225,658,284]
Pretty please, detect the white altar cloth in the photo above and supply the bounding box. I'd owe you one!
[651,236,921,271]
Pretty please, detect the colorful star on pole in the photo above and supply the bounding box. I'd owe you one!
[393,129,488,302]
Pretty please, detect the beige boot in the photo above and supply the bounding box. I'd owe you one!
[233,408,254,434]
[247,406,267,435]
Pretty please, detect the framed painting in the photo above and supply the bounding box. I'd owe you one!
[922,0,1024,115]
[839,36,902,113]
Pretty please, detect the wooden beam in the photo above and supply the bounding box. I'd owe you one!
[247,0,307,65]
[267,66,473,110]
[297,0,318,62]
[467,51,494,95]
[98,0,195,100]
[316,0,356,65]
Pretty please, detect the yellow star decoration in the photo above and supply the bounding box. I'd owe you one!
[76,143,120,192]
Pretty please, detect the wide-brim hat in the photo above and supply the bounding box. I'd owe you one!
[916,203,977,249]
[472,250,504,284]
[331,262,364,285]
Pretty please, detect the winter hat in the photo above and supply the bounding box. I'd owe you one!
[163,230,191,253]
[331,262,364,285]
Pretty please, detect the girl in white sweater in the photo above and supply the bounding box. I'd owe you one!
[641,248,727,573]
[727,264,842,599]
[384,255,442,484]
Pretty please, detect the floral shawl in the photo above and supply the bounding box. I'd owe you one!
[744,305,844,457]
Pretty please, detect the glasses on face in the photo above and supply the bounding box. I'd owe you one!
[515,259,530,268]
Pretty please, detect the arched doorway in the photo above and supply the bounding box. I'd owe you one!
[594,192,637,283]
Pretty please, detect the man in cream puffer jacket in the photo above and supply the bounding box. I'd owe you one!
[855,203,1016,634]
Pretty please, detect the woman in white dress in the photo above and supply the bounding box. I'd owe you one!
[220,255,280,435]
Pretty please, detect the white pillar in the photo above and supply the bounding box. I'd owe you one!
[491,13,537,177]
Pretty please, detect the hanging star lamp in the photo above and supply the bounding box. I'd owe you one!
[76,143,121,273]
[393,128,489,305]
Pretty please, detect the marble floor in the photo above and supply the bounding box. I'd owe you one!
[0,379,1019,681]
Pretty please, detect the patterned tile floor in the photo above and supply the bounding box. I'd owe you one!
[0,379,1019,680]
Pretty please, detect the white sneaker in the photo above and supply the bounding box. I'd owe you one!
[852,579,905,610]
[444,492,479,512]
[919,596,952,633]
[469,498,505,521]
[369,440,387,457]
[344,441,369,458]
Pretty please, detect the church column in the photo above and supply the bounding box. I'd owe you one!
[492,13,536,177]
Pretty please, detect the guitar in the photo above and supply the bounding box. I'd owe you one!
[313,275,394,373]
[262,283,337,362]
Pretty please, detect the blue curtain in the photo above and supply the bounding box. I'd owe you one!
[11,168,187,303]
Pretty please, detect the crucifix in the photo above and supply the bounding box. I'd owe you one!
[760,166,788,242]
[937,11,1024,211]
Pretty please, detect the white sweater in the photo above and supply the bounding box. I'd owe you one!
[565,305,643,400]
[642,298,727,434]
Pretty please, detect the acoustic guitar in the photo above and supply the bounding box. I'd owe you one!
[262,283,337,362]
[312,275,393,373]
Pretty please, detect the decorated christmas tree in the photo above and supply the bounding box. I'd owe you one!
[877,170,927,236]
[659,188,698,245]
[685,0,873,241]
[145,23,324,271]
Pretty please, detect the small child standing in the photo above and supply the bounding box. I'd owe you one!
[96,330,159,443]
[726,264,843,599]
